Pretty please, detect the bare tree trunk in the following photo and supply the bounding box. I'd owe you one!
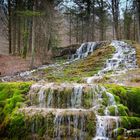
[8,0,12,54]
[23,18,28,58]
[112,23,115,39]
[12,16,17,54]
[81,16,84,43]
[30,5,35,69]
[111,0,119,40]
[133,16,136,41]
[137,1,140,43]
[91,0,95,41]
[17,16,21,54]
[69,11,72,45]
[76,15,79,43]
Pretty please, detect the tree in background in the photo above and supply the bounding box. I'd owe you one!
[2,0,61,68]
[111,0,120,39]
[96,0,109,41]
[0,0,140,69]
[133,0,140,43]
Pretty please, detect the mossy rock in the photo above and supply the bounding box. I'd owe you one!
[120,116,140,130]
[0,82,32,138]
[126,129,140,137]
[108,104,129,116]
[105,84,140,116]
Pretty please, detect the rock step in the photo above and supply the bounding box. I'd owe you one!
[19,107,94,116]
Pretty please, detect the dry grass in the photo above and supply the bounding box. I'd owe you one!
[43,44,115,82]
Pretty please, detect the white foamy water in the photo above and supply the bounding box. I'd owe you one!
[71,42,98,60]
[87,40,138,84]
[16,40,138,139]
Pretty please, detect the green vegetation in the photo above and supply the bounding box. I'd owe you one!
[106,83,140,139]
[0,82,32,138]
[108,104,128,116]
[41,45,115,83]
[120,116,140,130]
[2,111,96,139]
[106,84,140,116]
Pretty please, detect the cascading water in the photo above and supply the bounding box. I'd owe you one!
[71,42,98,60]
[17,40,138,139]
[87,40,138,84]
[26,82,121,139]
[38,86,46,108]
[53,109,86,140]
[93,92,120,140]
[87,41,137,140]
[70,40,137,140]
[71,85,83,108]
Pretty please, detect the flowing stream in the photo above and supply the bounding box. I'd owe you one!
[18,40,137,139]
[71,40,137,140]
[87,40,137,84]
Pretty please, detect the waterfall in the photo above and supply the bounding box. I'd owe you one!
[89,41,138,140]
[71,42,98,60]
[38,86,46,108]
[46,89,53,108]
[26,83,121,139]
[87,40,138,84]
[94,116,119,140]
[93,88,120,140]
[71,84,83,108]
[18,40,138,140]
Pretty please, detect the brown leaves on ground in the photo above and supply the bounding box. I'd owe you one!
[0,54,42,76]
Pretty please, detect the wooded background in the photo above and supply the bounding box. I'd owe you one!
[0,0,140,68]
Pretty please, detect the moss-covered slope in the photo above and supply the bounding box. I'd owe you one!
[40,44,115,83]
[0,82,32,139]
[106,84,140,116]
[105,84,140,139]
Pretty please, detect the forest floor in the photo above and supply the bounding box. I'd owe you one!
[0,37,45,76]
[0,37,30,76]
[0,54,45,76]
[0,54,30,76]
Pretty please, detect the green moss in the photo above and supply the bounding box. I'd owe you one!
[108,104,128,116]
[108,105,116,116]
[105,84,140,116]
[97,106,105,115]
[116,135,126,140]
[39,44,115,83]
[7,112,26,138]
[86,112,96,136]
[116,128,126,135]
[82,89,93,108]
[117,104,129,116]
[0,82,32,138]
[121,116,140,130]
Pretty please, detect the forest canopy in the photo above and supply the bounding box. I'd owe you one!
[0,0,140,67]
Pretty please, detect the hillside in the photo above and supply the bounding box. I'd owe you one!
[0,40,140,140]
